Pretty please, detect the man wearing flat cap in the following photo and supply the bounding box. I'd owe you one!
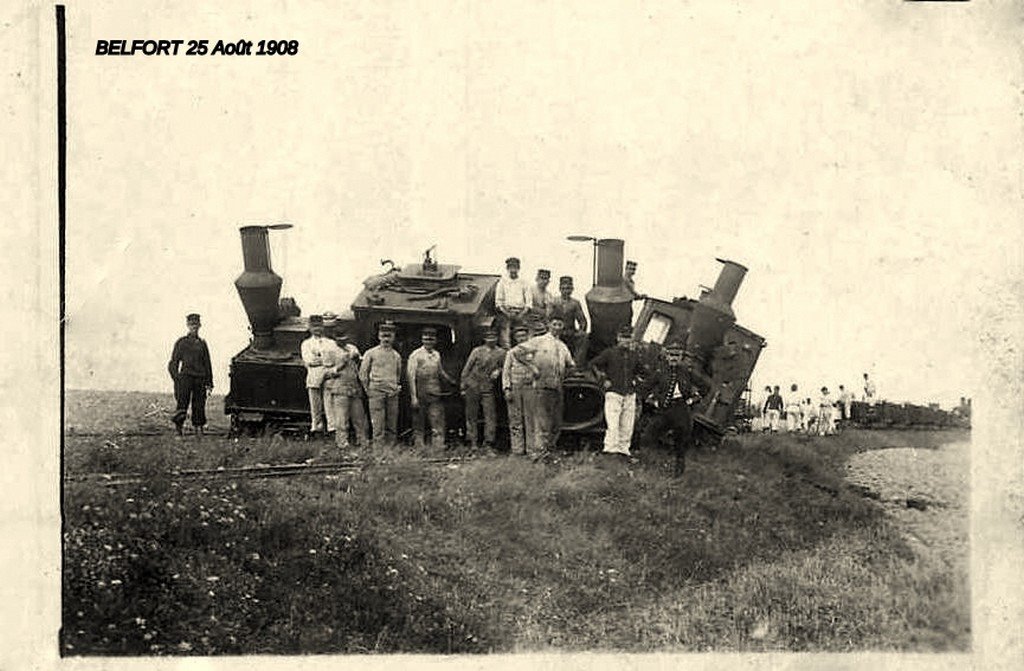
[301,314,342,437]
[530,268,556,321]
[589,325,646,458]
[549,275,589,364]
[494,256,532,348]
[641,339,700,476]
[407,326,457,449]
[168,313,213,436]
[460,326,507,450]
[510,317,575,456]
[359,320,403,448]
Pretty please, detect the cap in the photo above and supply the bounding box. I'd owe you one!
[322,311,338,324]
[482,326,498,338]
[421,326,438,338]
[505,257,521,268]
[665,339,685,352]
[617,325,633,338]
[512,324,530,335]
[530,320,549,335]
[334,329,350,340]
[308,314,324,326]
[536,269,551,279]
[186,313,201,324]
[625,260,638,269]
[378,320,396,333]
[559,275,573,286]
[548,313,564,323]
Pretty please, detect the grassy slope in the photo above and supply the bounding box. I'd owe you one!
[62,390,969,654]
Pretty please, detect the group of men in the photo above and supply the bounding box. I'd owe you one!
[758,373,878,436]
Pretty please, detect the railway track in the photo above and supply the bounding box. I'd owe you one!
[65,456,473,487]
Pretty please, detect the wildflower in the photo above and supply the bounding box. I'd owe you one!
[177,641,193,652]
[206,576,220,582]
[309,549,317,555]
[110,579,123,586]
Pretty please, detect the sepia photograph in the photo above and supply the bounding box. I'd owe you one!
[5,0,1023,668]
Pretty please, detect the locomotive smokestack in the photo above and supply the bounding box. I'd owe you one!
[705,258,748,317]
[595,238,625,286]
[235,225,285,349]
[585,238,634,356]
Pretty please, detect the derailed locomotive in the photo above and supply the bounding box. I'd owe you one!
[224,225,766,442]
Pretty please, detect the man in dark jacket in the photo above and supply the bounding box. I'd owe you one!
[641,339,700,476]
[168,313,213,436]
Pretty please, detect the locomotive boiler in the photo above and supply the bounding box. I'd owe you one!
[224,225,766,443]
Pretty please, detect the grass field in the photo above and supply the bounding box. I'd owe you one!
[61,390,970,655]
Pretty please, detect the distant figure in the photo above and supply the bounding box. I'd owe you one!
[758,385,772,431]
[801,397,814,433]
[168,313,213,436]
[407,326,457,449]
[785,384,802,432]
[359,321,403,448]
[623,260,647,300]
[460,326,506,450]
[763,385,784,433]
[863,373,877,406]
[530,269,556,320]
[549,275,589,365]
[818,387,835,436]
[837,384,852,421]
[494,257,533,348]
[502,324,539,456]
[590,325,646,458]
[323,327,369,451]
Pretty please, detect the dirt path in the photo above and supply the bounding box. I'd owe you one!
[844,439,969,570]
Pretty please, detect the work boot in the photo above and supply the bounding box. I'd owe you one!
[173,422,184,436]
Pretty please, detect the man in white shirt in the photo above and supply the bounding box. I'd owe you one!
[494,256,533,348]
[407,326,457,449]
[301,314,342,437]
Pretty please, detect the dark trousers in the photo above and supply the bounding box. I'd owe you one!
[464,389,497,446]
[641,401,693,475]
[173,375,208,427]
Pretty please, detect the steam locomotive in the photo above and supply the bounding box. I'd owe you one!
[224,225,766,443]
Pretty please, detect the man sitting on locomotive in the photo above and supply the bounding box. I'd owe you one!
[359,321,403,449]
[407,326,457,449]
[494,256,533,349]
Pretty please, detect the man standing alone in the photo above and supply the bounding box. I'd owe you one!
[763,385,784,433]
[168,313,213,436]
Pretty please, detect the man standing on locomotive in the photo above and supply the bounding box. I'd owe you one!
[300,314,337,438]
[460,326,507,451]
[168,312,213,436]
[359,321,403,448]
[549,275,588,365]
[323,327,369,451]
[494,256,533,348]
[530,268,556,320]
[407,326,457,449]
[502,324,539,456]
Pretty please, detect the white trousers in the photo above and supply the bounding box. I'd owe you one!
[603,392,637,455]
[766,409,781,432]
[308,387,332,432]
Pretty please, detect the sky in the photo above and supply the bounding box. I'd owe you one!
[62,0,1021,408]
